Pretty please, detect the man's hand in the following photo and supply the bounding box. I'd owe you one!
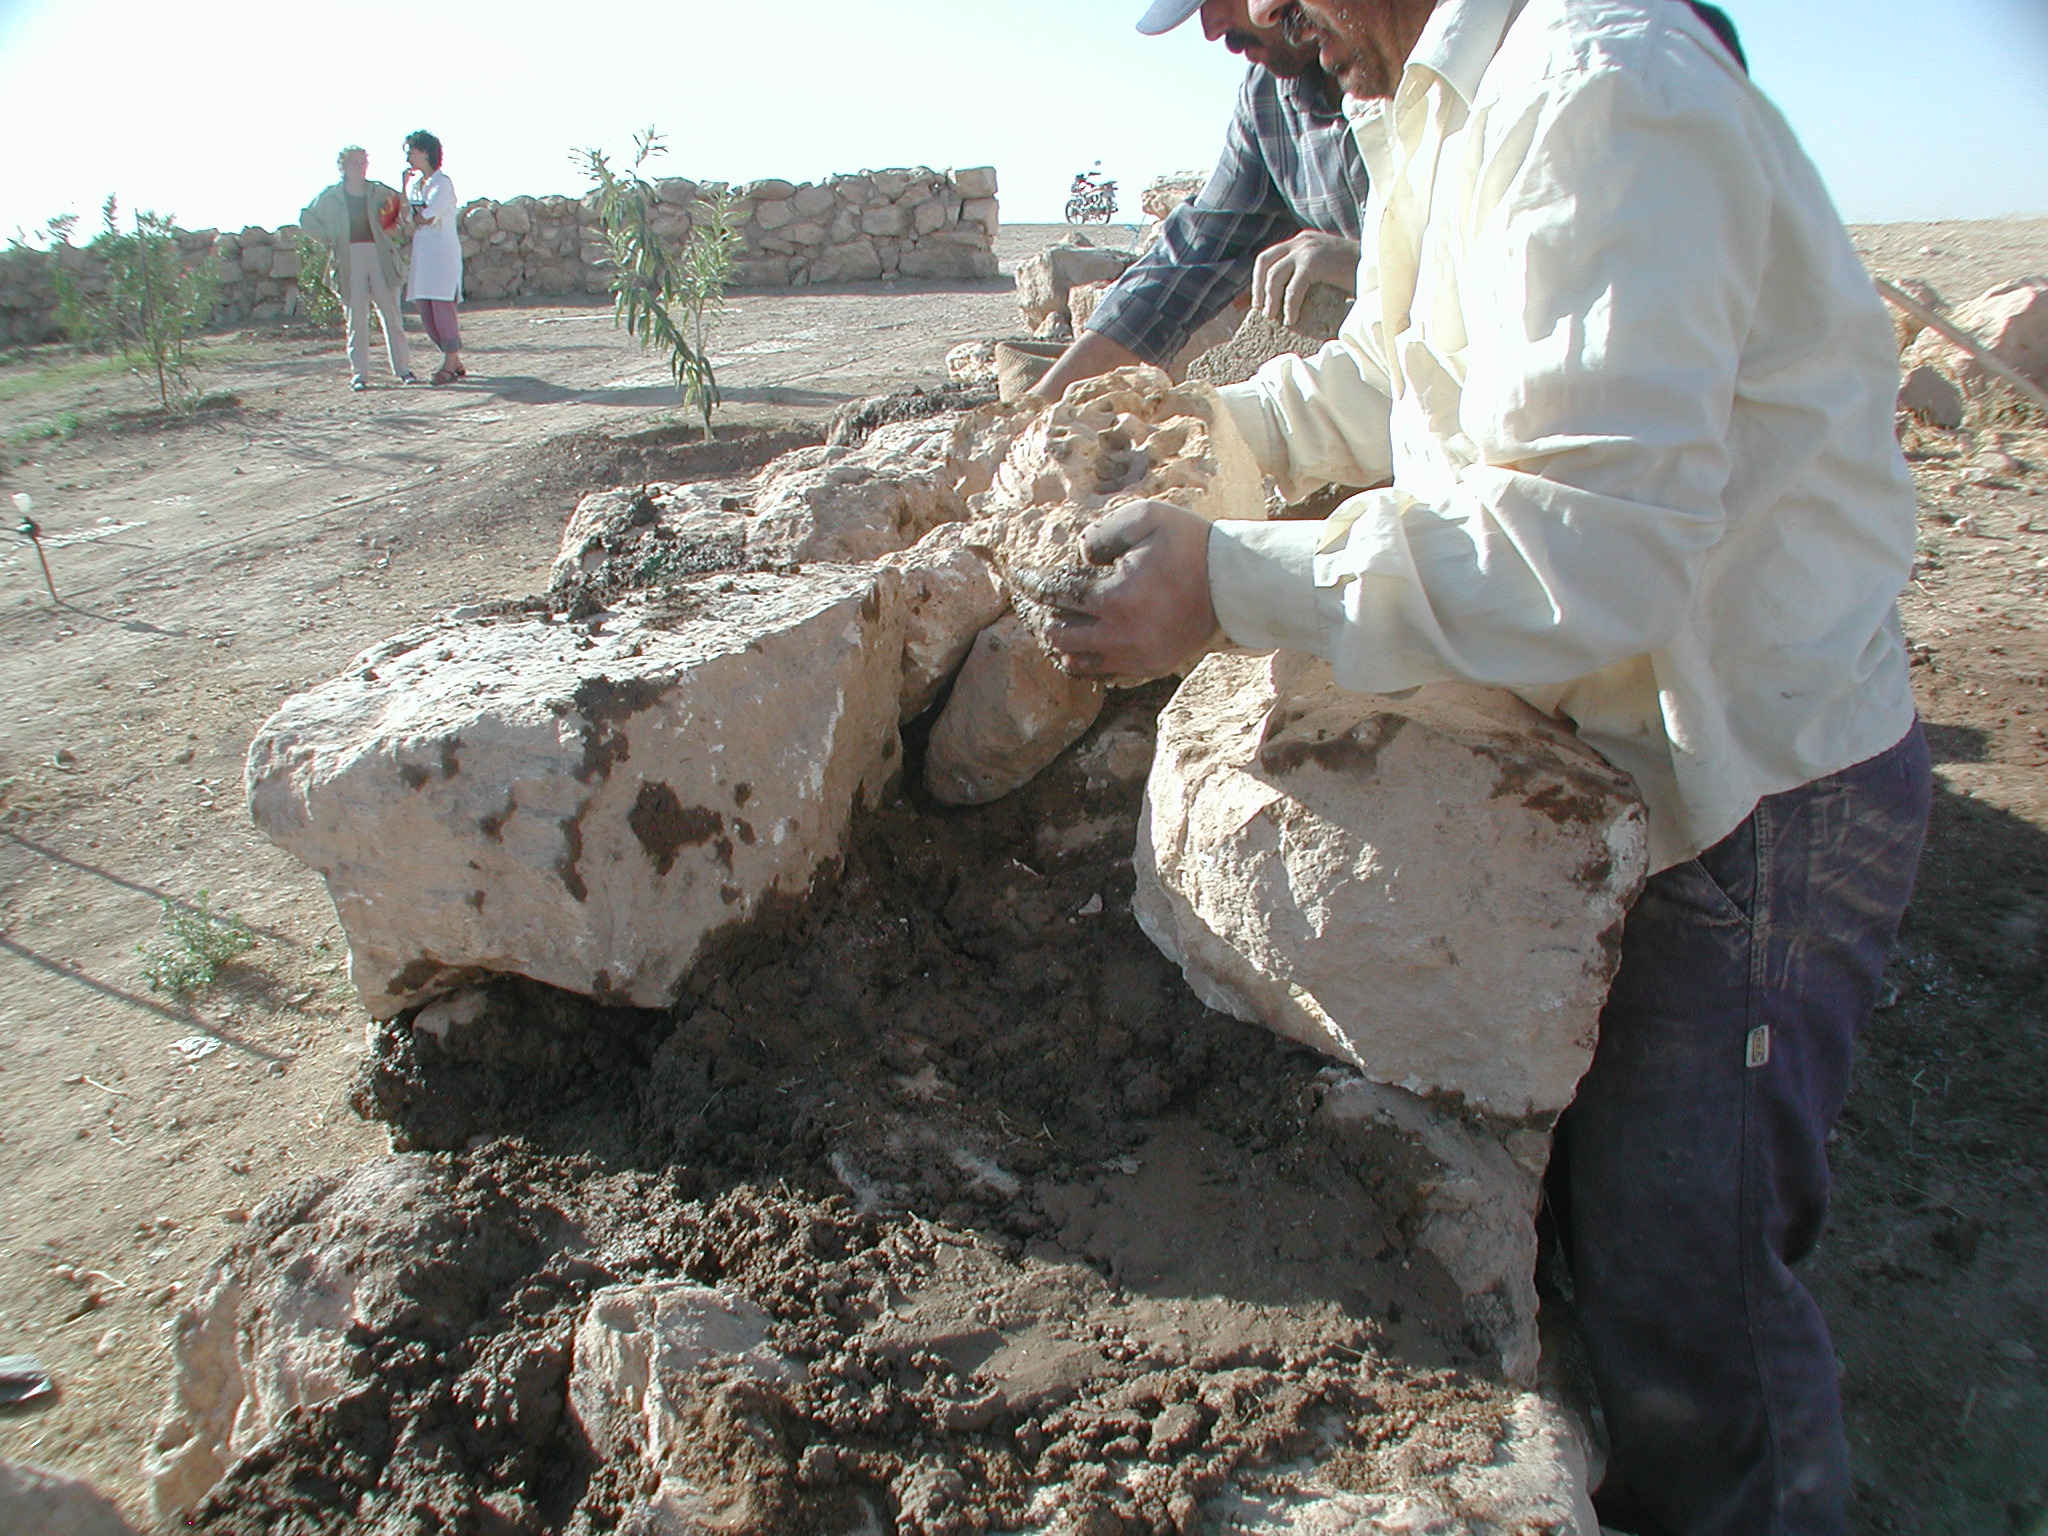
[1042,501,1217,680]
[1251,231,1361,330]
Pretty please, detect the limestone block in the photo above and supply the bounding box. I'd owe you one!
[550,481,751,593]
[494,199,533,236]
[831,174,875,203]
[1066,279,1111,331]
[861,203,911,239]
[946,340,999,386]
[1905,276,2048,403]
[1014,239,1134,330]
[754,198,795,232]
[965,365,1264,633]
[730,257,791,287]
[745,408,1021,565]
[811,236,882,284]
[792,184,836,216]
[1317,1078,1548,1380]
[876,522,1010,720]
[1184,284,1353,388]
[268,247,301,279]
[146,1157,454,1522]
[962,196,1000,237]
[743,178,795,201]
[897,244,996,281]
[784,219,828,247]
[925,614,1104,805]
[246,568,907,1017]
[1134,653,1647,1119]
[238,242,271,274]
[913,198,950,236]
[870,169,915,200]
[571,1283,801,1534]
[0,1459,140,1536]
[954,166,999,199]
[1898,363,1966,428]
[654,177,700,207]
[1141,171,1207,221]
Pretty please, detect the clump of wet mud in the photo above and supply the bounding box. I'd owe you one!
[188,691,1525,1535]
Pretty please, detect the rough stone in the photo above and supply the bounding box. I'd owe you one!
[1134,653,1648,1119]
[1141,171,1207,222]
[809,237,882,284]
[1185,283,1355,388]
[146,1158,470,1522]
[924,614,1104,806]
[246,568,907,1017]
[791,184,837,216]
[1904,275,2048,405]
[860,203,911,239]
[965,365,1265,637]
[961,197,1000,237]
[1898,363,1967,428]
[953,166,999,199]
[1014,240,1137,331]
[493,199,533,237]
[0,1458,140,1536]
[745,408,1022,566]
[753,198,795,232]
[875,522,1010,720]
[897,243,997,281]
[549,481,751,594]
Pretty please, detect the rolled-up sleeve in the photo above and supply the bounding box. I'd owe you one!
[1212,56,1772,695]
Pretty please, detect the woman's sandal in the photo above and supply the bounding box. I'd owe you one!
[430,367,458,386]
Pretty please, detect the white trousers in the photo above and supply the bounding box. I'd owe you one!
[345,243,412,380]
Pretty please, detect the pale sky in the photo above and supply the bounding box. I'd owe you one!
[0,0,2044,240]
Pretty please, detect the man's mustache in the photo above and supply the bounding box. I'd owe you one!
[1269,1,1327,50]
[1222,27,1265,51]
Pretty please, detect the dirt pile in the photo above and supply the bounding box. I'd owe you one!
[164,695,1589,1534]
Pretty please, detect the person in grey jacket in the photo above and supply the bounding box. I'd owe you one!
[300,147,416,391]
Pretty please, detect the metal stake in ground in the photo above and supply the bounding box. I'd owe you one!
[11,492,60,605]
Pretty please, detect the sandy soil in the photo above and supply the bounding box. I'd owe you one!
[0,219,2044,1532]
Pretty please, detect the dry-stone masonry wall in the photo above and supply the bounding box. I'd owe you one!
[0,166,998,348]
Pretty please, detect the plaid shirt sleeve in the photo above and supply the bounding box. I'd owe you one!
[1085,68,1368,367]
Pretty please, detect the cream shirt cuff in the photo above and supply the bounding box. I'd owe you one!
[1207,519,1337,656]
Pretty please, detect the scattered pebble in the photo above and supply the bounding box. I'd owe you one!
[170,1036,222,1064]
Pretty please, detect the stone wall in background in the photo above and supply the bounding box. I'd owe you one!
[0,166,999,350]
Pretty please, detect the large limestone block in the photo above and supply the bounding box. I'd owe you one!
[247,568,906,1017]
[875,522,1010,720]
[1905,276,2048,403]
[745,409,1024,566]
[1135,653,1647,1119]
[952,166,998,199]
[924,614,1104,806]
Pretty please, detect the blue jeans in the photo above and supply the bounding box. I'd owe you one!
[1555,723,1930,1536]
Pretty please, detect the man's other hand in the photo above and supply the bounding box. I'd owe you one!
[1043,501,1217,680]
[1251,231,1361,330]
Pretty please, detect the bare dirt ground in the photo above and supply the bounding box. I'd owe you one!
[1,219,2044,1532]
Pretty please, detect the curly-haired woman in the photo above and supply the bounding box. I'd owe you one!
[402,130,465,384]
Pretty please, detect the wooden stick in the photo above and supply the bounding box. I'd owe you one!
[1876,276,2048,418]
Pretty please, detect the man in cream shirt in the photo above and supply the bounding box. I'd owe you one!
[1049,1,1929,1531]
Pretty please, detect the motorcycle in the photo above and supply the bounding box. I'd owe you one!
[1064,171,1119,225]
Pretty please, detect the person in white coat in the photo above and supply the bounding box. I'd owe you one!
[402,130,465,384]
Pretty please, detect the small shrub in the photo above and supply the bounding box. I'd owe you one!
[293,235,344,329]
[51,197,219,410]
[138,892,256,999]
[576,129,742,440]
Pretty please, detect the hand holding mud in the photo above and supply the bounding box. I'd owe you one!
[1041,499,1219,680]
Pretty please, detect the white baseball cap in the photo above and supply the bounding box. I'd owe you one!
[1135,0,1203,35]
